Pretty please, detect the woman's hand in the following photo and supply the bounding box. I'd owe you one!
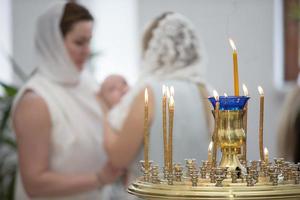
[97,161,124,186]
[96,93,109,115]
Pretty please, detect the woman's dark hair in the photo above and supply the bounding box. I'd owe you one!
[60,2,94,37]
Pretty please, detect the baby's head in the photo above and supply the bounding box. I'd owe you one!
[99,74,129,109]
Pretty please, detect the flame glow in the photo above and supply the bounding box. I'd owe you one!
[242,84,249,96]
[145,88,148,103]
[170,86,175,97]
[229,38,237,51]
[162,85,166,96]
[258,86,264,95]
[169,96,174,108]
[213,90,219,101]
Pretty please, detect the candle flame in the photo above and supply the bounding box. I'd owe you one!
[242,84,249,96]
[170,86,175,97]
[145,88,148,104]
[208,141,213,151]
[162,85,166,96]
[264,147,269,155]
[224,93,228,97]
[258,86,264,95]
[169,96,175,108]
[229,38,237,51]
[213,90,219,101]
[166,86,170,98]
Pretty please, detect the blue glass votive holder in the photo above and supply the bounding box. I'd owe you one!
[208,96,250,111]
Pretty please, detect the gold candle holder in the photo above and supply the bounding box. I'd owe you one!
[128,86,300,200]
[218,110,246,172]
[258,86,264,161]
[128,40,300,199]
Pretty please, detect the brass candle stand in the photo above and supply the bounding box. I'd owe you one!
[129,95,300,199]
[217,110,246,172]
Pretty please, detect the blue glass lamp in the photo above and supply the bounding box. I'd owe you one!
[208,96,250,111]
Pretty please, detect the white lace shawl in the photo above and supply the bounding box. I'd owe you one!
[109,12,209,130]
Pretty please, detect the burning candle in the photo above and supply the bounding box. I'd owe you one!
[258,86,264,161]
[166,87,170,98]
[242,84,249,160]
[170,86,174,97]
[168,95,175,173]
[264,147,269,164]
[144,88,149,170]
[212,90,219,167]
[208,141,213,163]
[242,84,249,97]
[229,38,239,96]
[213,90,219,102]
[162,85,168,168]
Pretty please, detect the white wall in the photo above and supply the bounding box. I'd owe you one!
[138,0,284,161]
[12,0,64,84]
[81,0,139,85]
[0,0,12,86]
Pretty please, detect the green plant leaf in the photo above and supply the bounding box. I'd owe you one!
[0,105,12,135]
[0,82,18,97]
[0,49,19,200]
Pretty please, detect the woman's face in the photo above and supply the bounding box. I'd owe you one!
[64,20,93,71]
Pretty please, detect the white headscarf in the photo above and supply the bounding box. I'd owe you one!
[109,12,208,130]
[35,2,80,85]
[140,12,207,83]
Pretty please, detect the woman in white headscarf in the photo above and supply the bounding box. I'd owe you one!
[12,2,122,199]
[103,12,213,199]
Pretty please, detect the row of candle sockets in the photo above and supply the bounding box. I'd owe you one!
[140,157,300,187]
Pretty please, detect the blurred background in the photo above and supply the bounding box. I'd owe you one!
[0,0,298,198]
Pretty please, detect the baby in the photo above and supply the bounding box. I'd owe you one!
[99,74,130,199]
[99,74,129,109]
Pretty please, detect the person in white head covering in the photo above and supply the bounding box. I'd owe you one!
[103,12,213,199]
[277,75,300,163]
[12,2,122,200]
